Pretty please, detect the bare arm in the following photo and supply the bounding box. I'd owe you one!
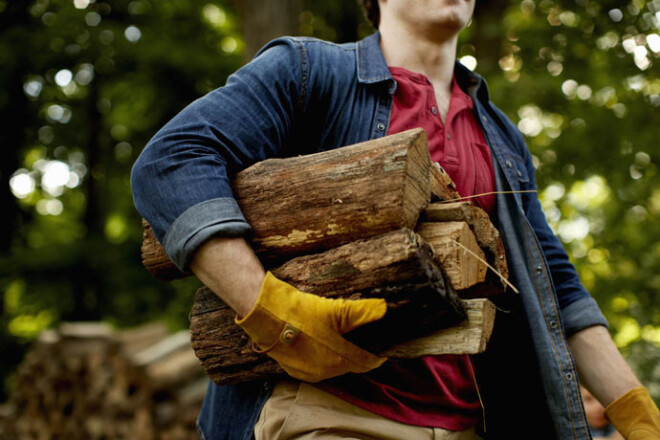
[188,236,387,383]
[189,237,265,318]
[568,325,642,406]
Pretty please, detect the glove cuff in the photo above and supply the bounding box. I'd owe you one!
[605,387,660,438]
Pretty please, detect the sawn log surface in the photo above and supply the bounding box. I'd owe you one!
[422,202,509,284]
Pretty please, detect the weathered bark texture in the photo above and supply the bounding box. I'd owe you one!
[270,229,454,301]
[422,202,509,284]
[429,161,461,202]
[134,131,510,387]
[141,128,432,280]
[234,129,431,258]
[416,221,488,290]
[141,219,189,280]
[3,323,206,440]
[190,285,493,385]
[189,228,493,385]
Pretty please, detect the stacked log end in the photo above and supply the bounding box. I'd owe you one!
[2,323,207,440]
[422,201,509,285]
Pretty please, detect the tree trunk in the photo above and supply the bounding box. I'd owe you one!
[237,0,303,61]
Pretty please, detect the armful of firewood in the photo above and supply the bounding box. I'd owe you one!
[189,229,497,386]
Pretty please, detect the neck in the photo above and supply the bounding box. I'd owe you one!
[378,21,458,96]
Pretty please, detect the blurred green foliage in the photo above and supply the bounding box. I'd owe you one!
[1,0,659,402]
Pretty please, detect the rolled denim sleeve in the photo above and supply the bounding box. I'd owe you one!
[131,38,305,270]
[162,198,250,271]
[561,296,608,337]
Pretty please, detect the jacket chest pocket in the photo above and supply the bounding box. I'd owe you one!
[502,152,530,191]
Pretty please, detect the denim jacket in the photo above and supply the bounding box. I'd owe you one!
[132,32,607,440]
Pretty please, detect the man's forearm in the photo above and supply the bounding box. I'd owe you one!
[568,325,642,406]
[189,236,265,318]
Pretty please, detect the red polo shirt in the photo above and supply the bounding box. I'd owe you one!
[318,67,496,430]
[388,67,496,212]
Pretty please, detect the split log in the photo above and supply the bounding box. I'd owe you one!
[190,285,493,385]
[416,221,487,290]
[141,128,432,280]
[189,228,496,386]
[381,298,495,357]
[141,220,184,281]
[429,161,461,202]
[422,202,509,285]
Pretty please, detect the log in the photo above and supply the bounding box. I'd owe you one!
[189,228,484,386]
[381,298,495,357]
[429,162,461,202]
[416,221,487,290]
[141,128,432,280]
[141,220,185,280]
[422,202,509,284]
[190,286,494,385]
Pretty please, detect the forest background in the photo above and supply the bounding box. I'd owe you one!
[1,0,659,404]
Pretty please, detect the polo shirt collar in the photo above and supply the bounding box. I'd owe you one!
[356,31,489,102]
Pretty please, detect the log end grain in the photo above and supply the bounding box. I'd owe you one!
[416,222,488,290]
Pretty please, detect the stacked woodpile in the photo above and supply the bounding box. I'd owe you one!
[1,322,207,440]
[140,129,510,386]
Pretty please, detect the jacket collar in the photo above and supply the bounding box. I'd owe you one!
[356,32,394,85]
[357,31,488,102]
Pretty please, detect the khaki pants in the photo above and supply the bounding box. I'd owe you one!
[255,380,477,440]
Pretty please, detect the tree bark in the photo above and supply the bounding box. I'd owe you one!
[141,128,432,279]
[190,284,493,385]
[188,228,500,385]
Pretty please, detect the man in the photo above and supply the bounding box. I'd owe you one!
[131,0,660,438]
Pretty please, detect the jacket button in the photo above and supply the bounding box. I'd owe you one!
[377,123,386,131]
[506,160,513,168]
[565,372,573,381]
[536,265,543,274]
[550,320,557,329]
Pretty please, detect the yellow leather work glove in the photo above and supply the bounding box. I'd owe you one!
[235,271,388,383]
[605,387,660,439]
